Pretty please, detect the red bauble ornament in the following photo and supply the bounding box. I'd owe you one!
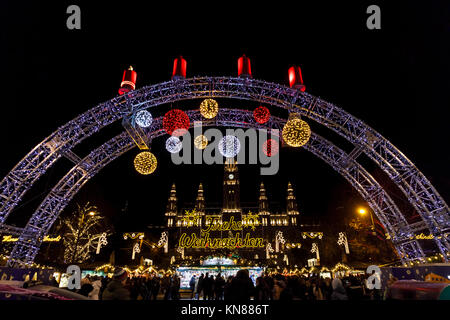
[163,109,190,136]
[263,139,279,157]
[253,106,270,124]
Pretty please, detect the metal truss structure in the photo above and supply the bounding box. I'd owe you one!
[0,77,447,265]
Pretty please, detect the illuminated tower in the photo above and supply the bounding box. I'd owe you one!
[286,182,300,225]
[195,183,206,215]
[165,183,177,227]
[222,158,241,214]
[258,182,270,226]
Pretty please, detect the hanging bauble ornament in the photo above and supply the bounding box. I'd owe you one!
[199,99,219,119]
[134,151,157,175]
[194,135,208,150]
[253,106,270,124]
[282,113,311,147]
[263,138,279,157]
[134,110,153,128]
[165,136,183,153]
[163,109,190,136]
[218,135,241,158]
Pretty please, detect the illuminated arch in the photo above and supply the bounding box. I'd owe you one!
[0,77,447,265]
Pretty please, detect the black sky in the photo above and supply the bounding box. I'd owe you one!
[0,1,449,232]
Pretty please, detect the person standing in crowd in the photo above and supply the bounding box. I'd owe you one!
[189,275,197,299]
[223,275,233,300]
[171,274,181,300]
[214,273,226,300]
[150,275,160,300]
[254,275,270,300]
[331,278,348,300]
[321,277,333,300]
[88,276,102,300]
[99,276,109,300]
[312,279,324,300]
[203,273,214,300]
[81,274,91,286]
[280,276,294,300]
[196,273,204,300]
[264,273,274,300]
[193,275,200,300]
[78,283,94,297]
[272,274,286,300]
[226,269,254,300]
[102,268,131,300]
[161,273,171,300]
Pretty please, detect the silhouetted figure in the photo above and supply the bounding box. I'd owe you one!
[214,274,226,300]
[203,273,214,300]
[226,269,254,300]
[197,274,204,300]
[102,268,131,300]
[331,278,348,300]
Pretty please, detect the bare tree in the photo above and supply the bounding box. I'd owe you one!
[62,202,111,264]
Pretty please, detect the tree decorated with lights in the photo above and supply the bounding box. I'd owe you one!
[61,202,112,264]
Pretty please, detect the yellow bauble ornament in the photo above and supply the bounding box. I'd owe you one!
[134,151,157,175]
[200,98,219,119]
[194,135,208,150]
[282,113,311,147]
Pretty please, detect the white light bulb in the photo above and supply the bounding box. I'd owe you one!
[165,136,182,153]
[135,110,153,128]
[218,135,241,158]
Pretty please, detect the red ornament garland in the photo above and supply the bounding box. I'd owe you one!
[163,109,190,136]
[253,106,270,124]
[263,139,279,157]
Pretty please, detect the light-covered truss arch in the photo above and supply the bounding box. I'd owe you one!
[9,110,422,265]
[0,77,447,265]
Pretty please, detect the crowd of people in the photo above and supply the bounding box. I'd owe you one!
[66,268,385,300]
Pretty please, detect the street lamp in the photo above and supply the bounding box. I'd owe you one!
[357,207,376,235]
[88,211,96,216]
[357,208,367,215]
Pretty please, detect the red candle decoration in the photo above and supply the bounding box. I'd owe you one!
[119,66,137,95]
[263,139,279,157]
[253,106,270,124]
[163,109,190,136]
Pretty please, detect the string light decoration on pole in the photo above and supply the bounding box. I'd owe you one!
[266,243,274,259]
[163,109,190,136]
[165,136,182,153]
[96,232,108,254]
[134,151,157,175]
[158,231,169,253]
[218,135,241,158]
[194,135,208,150]
[253,106,270,124]
[275,231,285,253]
[199,98,219,119]
[337,232,350,254]
[283,254,289,266]
[177,246,185,259]
[134,110,153,128]
[132,243,140,260]
[311,242,320,261]
[263,138,279,157]
[282,112,311,147]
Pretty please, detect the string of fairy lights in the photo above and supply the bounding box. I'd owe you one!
[132,98,311,175]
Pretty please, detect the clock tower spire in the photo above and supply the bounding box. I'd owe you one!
[222,158,241,213]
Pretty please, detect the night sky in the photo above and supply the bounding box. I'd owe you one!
[0,1,449,233]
